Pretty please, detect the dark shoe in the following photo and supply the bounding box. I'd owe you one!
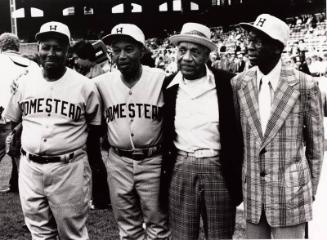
[0,187,18,193]
[0,187,11,193]
[93,203,111,210]
[89,200,111,210]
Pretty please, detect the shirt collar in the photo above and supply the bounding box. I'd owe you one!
[256,60,282,92]
[167,65,215,88]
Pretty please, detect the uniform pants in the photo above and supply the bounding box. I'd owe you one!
[169,154,236,240]
[106,148,170,240]
[246,210,306,239]
[19,152,91,240]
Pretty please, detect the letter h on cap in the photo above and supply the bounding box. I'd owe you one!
[49,25,58,31]
[116,27,123,34]
[256,18,266,27]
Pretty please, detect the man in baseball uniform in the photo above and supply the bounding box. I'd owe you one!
[4,21,102,239]
[95,24,170,240]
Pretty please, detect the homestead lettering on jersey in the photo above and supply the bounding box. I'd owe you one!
[104,103,162,122]
[19,98,82,121]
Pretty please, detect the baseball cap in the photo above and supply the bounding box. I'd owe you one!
[35,21,71,43]
[239,14,290,47]
[102,24,145,47]
[169,22,217,51]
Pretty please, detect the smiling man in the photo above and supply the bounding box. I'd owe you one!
[95,24,170,240]
[4,21,102,239]
[162,22,243,239]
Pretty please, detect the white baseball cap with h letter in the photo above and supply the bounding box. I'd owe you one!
[239,14,290,47]
[102,24,145,47]
[35,21,71,43]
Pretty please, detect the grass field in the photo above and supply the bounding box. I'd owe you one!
[0,155,245,240]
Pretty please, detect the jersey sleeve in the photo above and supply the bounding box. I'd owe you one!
[84,81,102,126]
[3,84,23,122]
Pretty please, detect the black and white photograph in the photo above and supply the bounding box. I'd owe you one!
[0,0,326,239]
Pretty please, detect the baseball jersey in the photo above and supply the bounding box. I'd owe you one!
[95,65,165,149]
[4,67,102,155]
[0,53,38,123]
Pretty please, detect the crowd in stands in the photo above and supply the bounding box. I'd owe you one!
[20,12,327,79]
[140,12,327,78]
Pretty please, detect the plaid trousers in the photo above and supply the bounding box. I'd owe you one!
[169,154,236,240]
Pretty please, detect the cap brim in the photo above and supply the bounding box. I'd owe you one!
[239,22,257,31]
[102,34,144,46]
[169,34,217,52]
[35,32,70,44]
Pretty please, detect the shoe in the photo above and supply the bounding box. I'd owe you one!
[0,187,18,193]
[89,200,111,210]
[0,187,11,193]
[92,203,111,210]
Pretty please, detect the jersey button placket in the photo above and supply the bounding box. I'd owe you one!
[48,85,54,116]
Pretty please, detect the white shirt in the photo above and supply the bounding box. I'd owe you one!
[256,60,281,133]
[256,60,282,95]
[168,67,220,152]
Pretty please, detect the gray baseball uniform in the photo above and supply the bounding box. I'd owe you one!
[95,65,170,240]
[4,66,102,239]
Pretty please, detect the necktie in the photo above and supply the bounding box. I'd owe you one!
[259,78,272,134]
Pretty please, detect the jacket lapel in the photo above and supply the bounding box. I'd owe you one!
[261,65,299,148]
[238,68,263,140]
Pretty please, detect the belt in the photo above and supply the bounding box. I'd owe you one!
[112,145,162,160]
[21,148,84,164]
[177,149,220,158]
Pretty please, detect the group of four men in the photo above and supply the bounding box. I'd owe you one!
[2,13,324,240]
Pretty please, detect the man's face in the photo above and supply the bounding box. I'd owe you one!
[111,38,144,76]
[246,30,282,67]
[38,37,68,72]
[73,54,93,76]
[176,42,209,80]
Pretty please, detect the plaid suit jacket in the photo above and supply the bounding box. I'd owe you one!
[231,64,324,227]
